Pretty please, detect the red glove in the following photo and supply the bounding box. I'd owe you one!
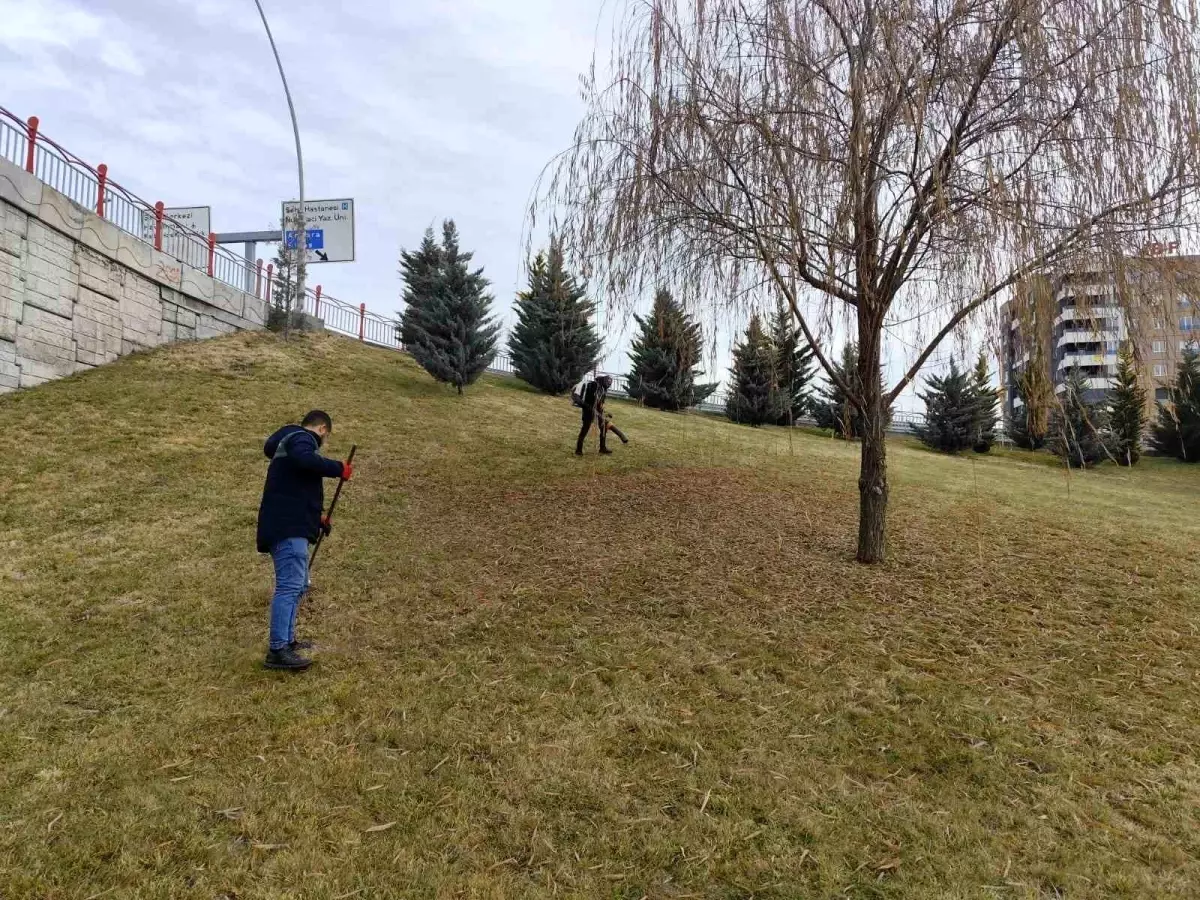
[341,461,354,481]
[320,515,332,537]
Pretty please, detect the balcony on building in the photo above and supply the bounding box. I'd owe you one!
[1054,375,1111,396]
[1057,352,1117,373]
[1056,328,1119,349]
[1053,306,1122,328]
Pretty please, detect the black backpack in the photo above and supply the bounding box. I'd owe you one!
[570,378,590,409]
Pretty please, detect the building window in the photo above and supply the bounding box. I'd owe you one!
[1154,364,1167,377]
[1182,317,1195,331]
[1183,341,1199,354]
[1153,318,1165,330]
[1153,340,1166,354]
[1156,387,1170,401]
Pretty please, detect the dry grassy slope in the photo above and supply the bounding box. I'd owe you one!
[2,331,1199,900]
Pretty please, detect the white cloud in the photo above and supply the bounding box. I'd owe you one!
[0,0,101,49]
[0,0,143,78]
[98,40,144,77]
[425,0,600,90]
[128,119,190,147]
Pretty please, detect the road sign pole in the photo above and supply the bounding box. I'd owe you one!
[243,242,256,294]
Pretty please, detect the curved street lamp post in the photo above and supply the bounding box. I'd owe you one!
[252,0,306,333]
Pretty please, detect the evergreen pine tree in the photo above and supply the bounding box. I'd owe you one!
[813,343,892,438]
[1049,368,1111,468]
[914,358,975,452]
[969,350,999,453]
[399,221,499,394]
[1108,343,1146,466]
[726,314,784,426]
[626,288,718,410]
[1008,351,1052,450]
[1150,349,1200,462]
[508,241,602,394]
[268,210,307,336]
[398,227,442,346]
[769,297,815,425]
[813,343,855,435]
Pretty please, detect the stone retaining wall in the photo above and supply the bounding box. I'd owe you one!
[0,155,266,392]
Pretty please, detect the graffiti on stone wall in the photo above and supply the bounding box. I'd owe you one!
[152,261,182,284]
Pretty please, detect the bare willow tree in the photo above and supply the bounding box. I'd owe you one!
[539,0,1200,562]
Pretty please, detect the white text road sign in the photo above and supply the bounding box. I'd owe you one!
[281,199,355,263]
[140,206,211,268]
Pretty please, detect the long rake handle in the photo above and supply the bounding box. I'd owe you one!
[309,444,356,568]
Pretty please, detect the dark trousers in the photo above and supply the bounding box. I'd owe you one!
[576,408,608,453]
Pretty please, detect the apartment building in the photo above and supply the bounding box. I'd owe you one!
[1002,254,1200,420]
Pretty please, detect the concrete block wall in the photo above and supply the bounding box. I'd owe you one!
[0,155,266,392]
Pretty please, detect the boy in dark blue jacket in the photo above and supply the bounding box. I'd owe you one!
[257,410,352,671]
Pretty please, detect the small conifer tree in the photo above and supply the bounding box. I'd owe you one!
[1150,349,1200,462]
[508,241,602,394]
[726,314,785,425]
[626,288,718,410]
[1008,350,1052,450]
[268,209,308,338]
[769,297,815,425]
[914,358,975,453]
[1049,367,1111,468]
[399,221,499,394]
[1108,343,1146,466]
[813,343,891,438]
[970,351,999,453]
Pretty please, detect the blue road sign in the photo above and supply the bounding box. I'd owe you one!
[284,229,325,250]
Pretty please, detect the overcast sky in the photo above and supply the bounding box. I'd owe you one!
[0,0,952,408]
[0,0,599,307]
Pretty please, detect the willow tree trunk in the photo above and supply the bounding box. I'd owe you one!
[856,325,888,564]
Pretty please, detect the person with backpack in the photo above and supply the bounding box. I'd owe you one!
[574,374,614,455]
[256,409,353,672]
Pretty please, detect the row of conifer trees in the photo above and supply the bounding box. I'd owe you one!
[390,223,1200,464]
[903,345,1200,466]
[394,223,721,410]
[1007,346,1200,466]
[393,222,889,428]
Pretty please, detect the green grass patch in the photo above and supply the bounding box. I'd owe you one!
[2,331,1199,898]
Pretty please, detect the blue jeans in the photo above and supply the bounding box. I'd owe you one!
[268,537,309,651]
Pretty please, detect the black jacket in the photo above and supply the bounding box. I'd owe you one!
[581,381,607,415]
[256,425,345,553]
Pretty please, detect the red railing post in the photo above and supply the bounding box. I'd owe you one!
[207,232,216,277]
[255,259,263,298]
[265,263,274,302]
[359,303,366,341]
[24,116,38,173]
[153,202,164,251]
[314,285,322,319]
[95,164,108,217]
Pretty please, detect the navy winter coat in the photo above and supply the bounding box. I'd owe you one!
[256,425,345,553]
